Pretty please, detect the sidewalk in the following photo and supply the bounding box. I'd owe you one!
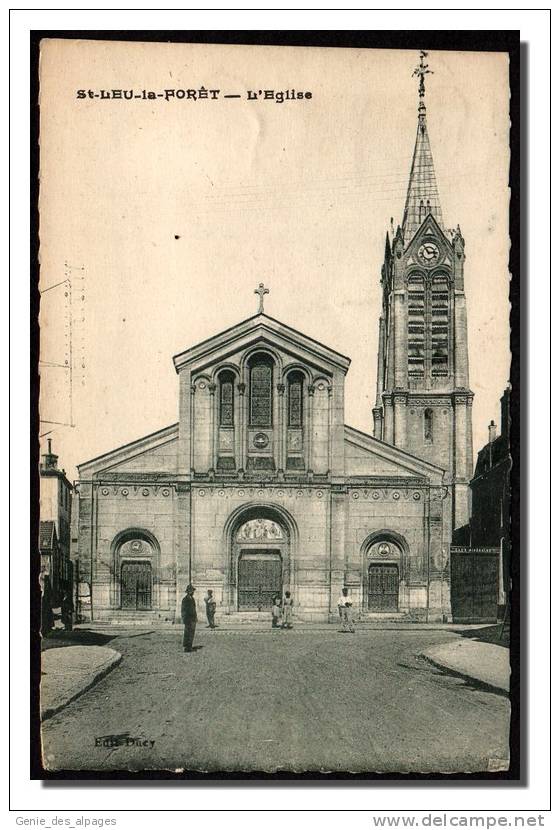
[41,645,122,720]
[421,638,510,695]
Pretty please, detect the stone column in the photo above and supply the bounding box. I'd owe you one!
[454,293,470,388]
[393,392,408,448]
[383,395,394,444]
[237,382,246,472]
[276,383,285,473]
[394,290,408,388]
[329,487,347,616]
[306,384,315,473]
[177,369,192,476]
[208,382,216,473]
[452,393,471,529]
[372,408,383,440]
[375,316,385,407]
[174,483,191,621]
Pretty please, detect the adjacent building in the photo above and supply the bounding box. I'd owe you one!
[39,439,74,605]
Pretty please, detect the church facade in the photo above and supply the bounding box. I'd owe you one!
[76,55,473,623]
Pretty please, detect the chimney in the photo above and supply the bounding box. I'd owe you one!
[501,386,511,444]
[488,420,497,444]
[41,439,59,471]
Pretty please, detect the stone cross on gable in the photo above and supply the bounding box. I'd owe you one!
[254,282,269,314]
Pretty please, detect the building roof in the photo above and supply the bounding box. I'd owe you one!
[39,520,57,552]
[401,100,444,245]
[473,435,511,480]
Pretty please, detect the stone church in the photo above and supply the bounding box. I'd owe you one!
[76,57,473,623]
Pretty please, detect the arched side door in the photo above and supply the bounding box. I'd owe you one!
[368,563,399,612]
[121,561,152,610]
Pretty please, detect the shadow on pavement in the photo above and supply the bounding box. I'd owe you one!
[40,629,119,651]
[456,624,510,648]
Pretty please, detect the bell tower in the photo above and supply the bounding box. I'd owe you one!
[372,51,474,531]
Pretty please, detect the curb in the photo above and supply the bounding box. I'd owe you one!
[419,653,509,698]
[41,651,123,721]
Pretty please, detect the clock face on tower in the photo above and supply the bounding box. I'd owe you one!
[417,241,440,265]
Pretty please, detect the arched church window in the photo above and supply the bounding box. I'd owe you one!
[219,371,235,427]
[248,353,274,427]
[424,408,433,442]
[431,273,449,376]
[287,371,304,427]
[407,272,425,377]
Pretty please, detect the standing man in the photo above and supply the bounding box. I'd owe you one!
[204,589,217,629]
[181,584,198,652]
[337,587,355,633]
[61,587,74,632]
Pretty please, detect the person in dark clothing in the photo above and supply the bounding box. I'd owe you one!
[61,589,74,631]
[181,584,197,652]
[204,589,217,628]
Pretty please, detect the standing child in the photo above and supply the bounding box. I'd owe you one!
[204,589,217,628]
[272,595,282,628]
[281,591,294,629]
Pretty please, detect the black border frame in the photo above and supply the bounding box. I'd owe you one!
[26,26,523,789]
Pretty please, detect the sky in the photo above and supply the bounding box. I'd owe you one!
[38,40,511,481]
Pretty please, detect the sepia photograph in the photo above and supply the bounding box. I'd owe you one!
[34,34,516,777]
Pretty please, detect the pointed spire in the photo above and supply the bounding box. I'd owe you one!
[402,51,443,245]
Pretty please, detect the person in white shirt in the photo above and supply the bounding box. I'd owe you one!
[337,587,355,633]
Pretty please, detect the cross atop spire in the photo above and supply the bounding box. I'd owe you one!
[402,50,443,245]
[412,50,433,104]
[254,282,269,314]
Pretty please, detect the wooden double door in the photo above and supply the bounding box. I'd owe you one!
[367,563,399,612]
[121,561,152,610]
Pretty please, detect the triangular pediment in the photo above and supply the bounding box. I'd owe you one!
[344,425,444,483]
[405,213,452,260]
[173,313,351,376]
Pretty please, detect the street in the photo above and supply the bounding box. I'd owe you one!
[41,627,510,774]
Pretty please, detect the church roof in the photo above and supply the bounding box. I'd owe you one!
[173,312,351,374]
[401,61,444,245]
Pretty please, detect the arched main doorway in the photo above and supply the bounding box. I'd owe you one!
[228,507,293,611]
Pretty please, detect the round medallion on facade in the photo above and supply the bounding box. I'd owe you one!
[317,490,323,498]
[238,489,245,497]
[417,241,440,265]
[296,490,303,497]
[198,380,206,390]
[372,491,380,499]
[378,542,390,556]
[198,489,206,497]
[317,382,325,391]
[278,489,284,497]
[218,489,225,497]
[121,488,129,496]
[101,488,109,496]
[162,488,170,497]
[352,492,359,499]
[257,489,264,497]
[142,488,150,496]
[393,492,400,500]
[253,432,269,449]
[131,540,143,553]
[413,491,421,500]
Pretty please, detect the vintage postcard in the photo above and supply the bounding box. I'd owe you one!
[36,37,514,775]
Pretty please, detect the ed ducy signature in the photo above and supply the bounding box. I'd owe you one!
[95,732,155,748]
